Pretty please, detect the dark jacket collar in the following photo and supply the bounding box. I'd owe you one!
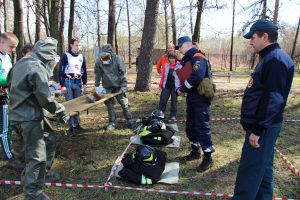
[259,43,280,58]
[182,47,198,62]
[68,50,80,57]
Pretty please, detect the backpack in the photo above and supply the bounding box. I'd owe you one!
[194,51,216,100]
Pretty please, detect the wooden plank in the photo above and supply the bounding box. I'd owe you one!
[62,91,121,116]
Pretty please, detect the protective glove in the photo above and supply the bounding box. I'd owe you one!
[55,104,69,124]
[120,86,127,93]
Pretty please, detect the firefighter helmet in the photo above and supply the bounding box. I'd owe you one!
[133,145,157,163]
[151,109,165,119]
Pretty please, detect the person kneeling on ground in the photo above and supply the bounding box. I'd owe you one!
[118,145,166,185]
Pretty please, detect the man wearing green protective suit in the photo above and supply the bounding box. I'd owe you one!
[8,37,68,200]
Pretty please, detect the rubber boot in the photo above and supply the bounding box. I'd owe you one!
[197,152,213,172]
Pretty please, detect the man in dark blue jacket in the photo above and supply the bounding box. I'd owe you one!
[233,20,294,200]
[175,36,215,172]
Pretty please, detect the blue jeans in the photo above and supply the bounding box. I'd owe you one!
[159,86,177,118]
[233,123,282,200]
[185,101,213,150]
[64,78,82,128]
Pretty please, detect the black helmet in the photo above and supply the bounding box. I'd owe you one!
[147,119,163,133]
[133,145,157,163]
[151,109,165,119]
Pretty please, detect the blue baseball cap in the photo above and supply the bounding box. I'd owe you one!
[175,36,192,49]
[244,19,277,39]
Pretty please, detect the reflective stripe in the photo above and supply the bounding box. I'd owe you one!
[139,126,151,136]
[141,175,146,184]
[154,137,161,141]
[143,153,154,162]
[184,80,193,89]
[193,52,206,59]
[146,178,152,184]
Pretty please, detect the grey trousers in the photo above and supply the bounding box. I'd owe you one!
[11,120,56,200]
[104,90,132,123]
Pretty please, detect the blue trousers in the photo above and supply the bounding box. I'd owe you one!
[233,123,282,200]
[159,86,177,118]
[64,78,82,128]
[185,101,213,150]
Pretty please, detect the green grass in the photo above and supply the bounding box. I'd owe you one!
[1,83,300,199]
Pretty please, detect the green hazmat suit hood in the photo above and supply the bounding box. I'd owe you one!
[31,37,59,76]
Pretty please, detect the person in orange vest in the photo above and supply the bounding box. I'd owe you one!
[156,43,176,74]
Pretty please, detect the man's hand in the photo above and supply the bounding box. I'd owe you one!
[121,86,127,93]
[249,133,260,148]
[176,89,185,97]
[61,86,67,95]
[56,110,70,124]
[83,85,87,94]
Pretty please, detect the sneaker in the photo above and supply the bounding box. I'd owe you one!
[74,125,85,132]
[33,192,50,200]
[180,150,201,162]
[67,127,76,137]
[45,170,60,183]
[8,158,26,170]
[106,123,116,131]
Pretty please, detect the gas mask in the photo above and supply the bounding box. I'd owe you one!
[100,53,111,65]
[48,56,60,77]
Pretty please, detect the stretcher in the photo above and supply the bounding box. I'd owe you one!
[60,91,121,117]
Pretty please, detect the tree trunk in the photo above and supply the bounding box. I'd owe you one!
[114,1,124,55]
[291,17,300,60]
[48,0,60,40]
[13,0,25,60]
[229,0,235,71]
[35,0,41,42]
[126,0,131,68]
[192,0,204,43]
[107,0,116,48]
[42,0,50,36]
[261,0,267,19]
[189,0,193,35]
[272,0,279,25]
[68,0,75,46]
[58,0,65,55]
[163,0,168,50]
[135,0,159,91]
[97,0,101,47]
[27,3,33,45]
[170,0,176,45]
[3,0,8,32]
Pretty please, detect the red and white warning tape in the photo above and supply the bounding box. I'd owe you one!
[101,117,300,123]
[105,184,233,197]
[275,148,300,177]
[0,180,104,189]
[105,184,297,200]
[105,140,133,185]
[1,180,297,200]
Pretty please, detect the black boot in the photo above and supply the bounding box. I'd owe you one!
[197,152,213,172]
[180,145,201,162]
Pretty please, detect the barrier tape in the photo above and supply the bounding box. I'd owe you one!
[0,180,104,189]
[275,148,300,177]
[104,140,133,185]
[100,117,300,123]
[105,185,297,200]
[1,180,297,200]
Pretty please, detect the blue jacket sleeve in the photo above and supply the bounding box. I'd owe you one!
[81,56,87,85]
[59,54,68,87]
[253,58,288,136]
[180,56,207,93]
